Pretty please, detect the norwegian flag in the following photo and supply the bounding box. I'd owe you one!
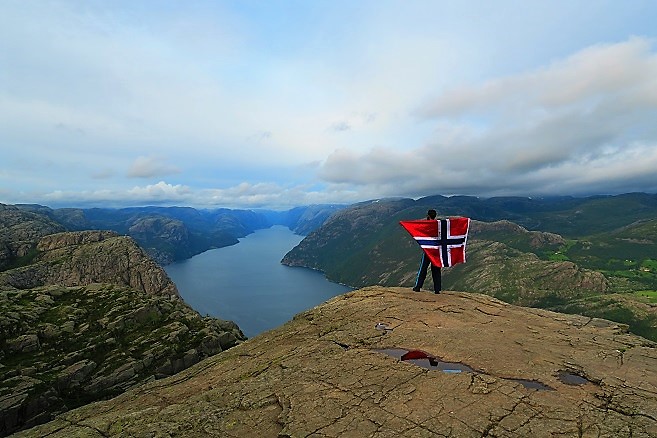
[399,217,470,267]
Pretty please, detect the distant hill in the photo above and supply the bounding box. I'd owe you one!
[14,204,346,265]
[259,204,346,235]
[282,193,657,341]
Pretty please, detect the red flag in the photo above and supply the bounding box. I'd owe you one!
[399,217,470,267]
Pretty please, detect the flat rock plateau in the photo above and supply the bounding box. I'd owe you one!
[16,287,657,437]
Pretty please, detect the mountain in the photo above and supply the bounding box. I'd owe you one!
[0,204,65,271]
[15,204,346,265]
[14,287,657,437]
[15,205,264,265]
[282,194,657,341]
[0,230,245,436]
[259,204,347,235]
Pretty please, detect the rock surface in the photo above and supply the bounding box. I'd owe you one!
[16,287,657,437]
[0,231,178,297]
[0,284,245,436]
[0,204,65,271]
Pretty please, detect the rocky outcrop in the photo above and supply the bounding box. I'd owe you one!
[0,204,65,271]
[469,219,566,248]
[0,229,246,436]
[15,287,657,437]
[127,216,190,265]
[0,231,178,297]
[0,284,244,436]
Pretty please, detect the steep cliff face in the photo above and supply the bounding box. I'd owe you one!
[0,230,246,436]
[16,287,657,437]
[0,231,178,297]
[127,216,191,264]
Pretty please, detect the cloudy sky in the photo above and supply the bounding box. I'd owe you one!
[2,1,657,209]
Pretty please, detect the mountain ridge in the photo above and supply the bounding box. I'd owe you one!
[281,193,657,341]
[13,203,345,265]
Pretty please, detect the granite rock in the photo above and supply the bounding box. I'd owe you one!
[15,287,657,437]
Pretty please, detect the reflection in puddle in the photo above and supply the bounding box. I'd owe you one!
[558,371,592,386]
[376,348,554,391]
[376,348,474,373]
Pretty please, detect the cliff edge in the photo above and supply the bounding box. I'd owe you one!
[17,287,657,437]
[0,231,177,296]
[1,231,245,436]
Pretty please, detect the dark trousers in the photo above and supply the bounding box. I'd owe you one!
[414,253,441,292]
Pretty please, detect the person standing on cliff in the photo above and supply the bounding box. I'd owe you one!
[412,209,441,294]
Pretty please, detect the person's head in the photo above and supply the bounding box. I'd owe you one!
[427,209,437,219]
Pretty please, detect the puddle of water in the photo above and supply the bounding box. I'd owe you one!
[558,371,591,386]
[507,378,554,391]
[376,349,475,373]
[375,348,554,391]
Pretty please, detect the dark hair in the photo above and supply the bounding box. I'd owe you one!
[427,209,437,219]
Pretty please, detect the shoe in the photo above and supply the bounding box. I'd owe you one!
[434,291,440,294]
[412,287,421,292]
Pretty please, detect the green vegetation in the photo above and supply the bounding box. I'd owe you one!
[553,295,657,342]
[634,290,657,303]
[545,239,576,262]
[0,283,245,434]
[2,247,40,271]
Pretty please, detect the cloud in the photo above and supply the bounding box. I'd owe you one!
[329,121,351,132]
[200,181,362,209]
[128,156,180,178]
[91,169,115,179]
[2,3,657,209]
[41,181,191,207]
[319,38,657,197]
[34,180,361,210]
[328,112,377,133]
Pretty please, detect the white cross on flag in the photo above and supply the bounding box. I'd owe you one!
[399,217,470,267]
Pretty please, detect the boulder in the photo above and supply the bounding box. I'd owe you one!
[6,335,40,353]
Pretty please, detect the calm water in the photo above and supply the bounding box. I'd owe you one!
[165,226,352,338]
